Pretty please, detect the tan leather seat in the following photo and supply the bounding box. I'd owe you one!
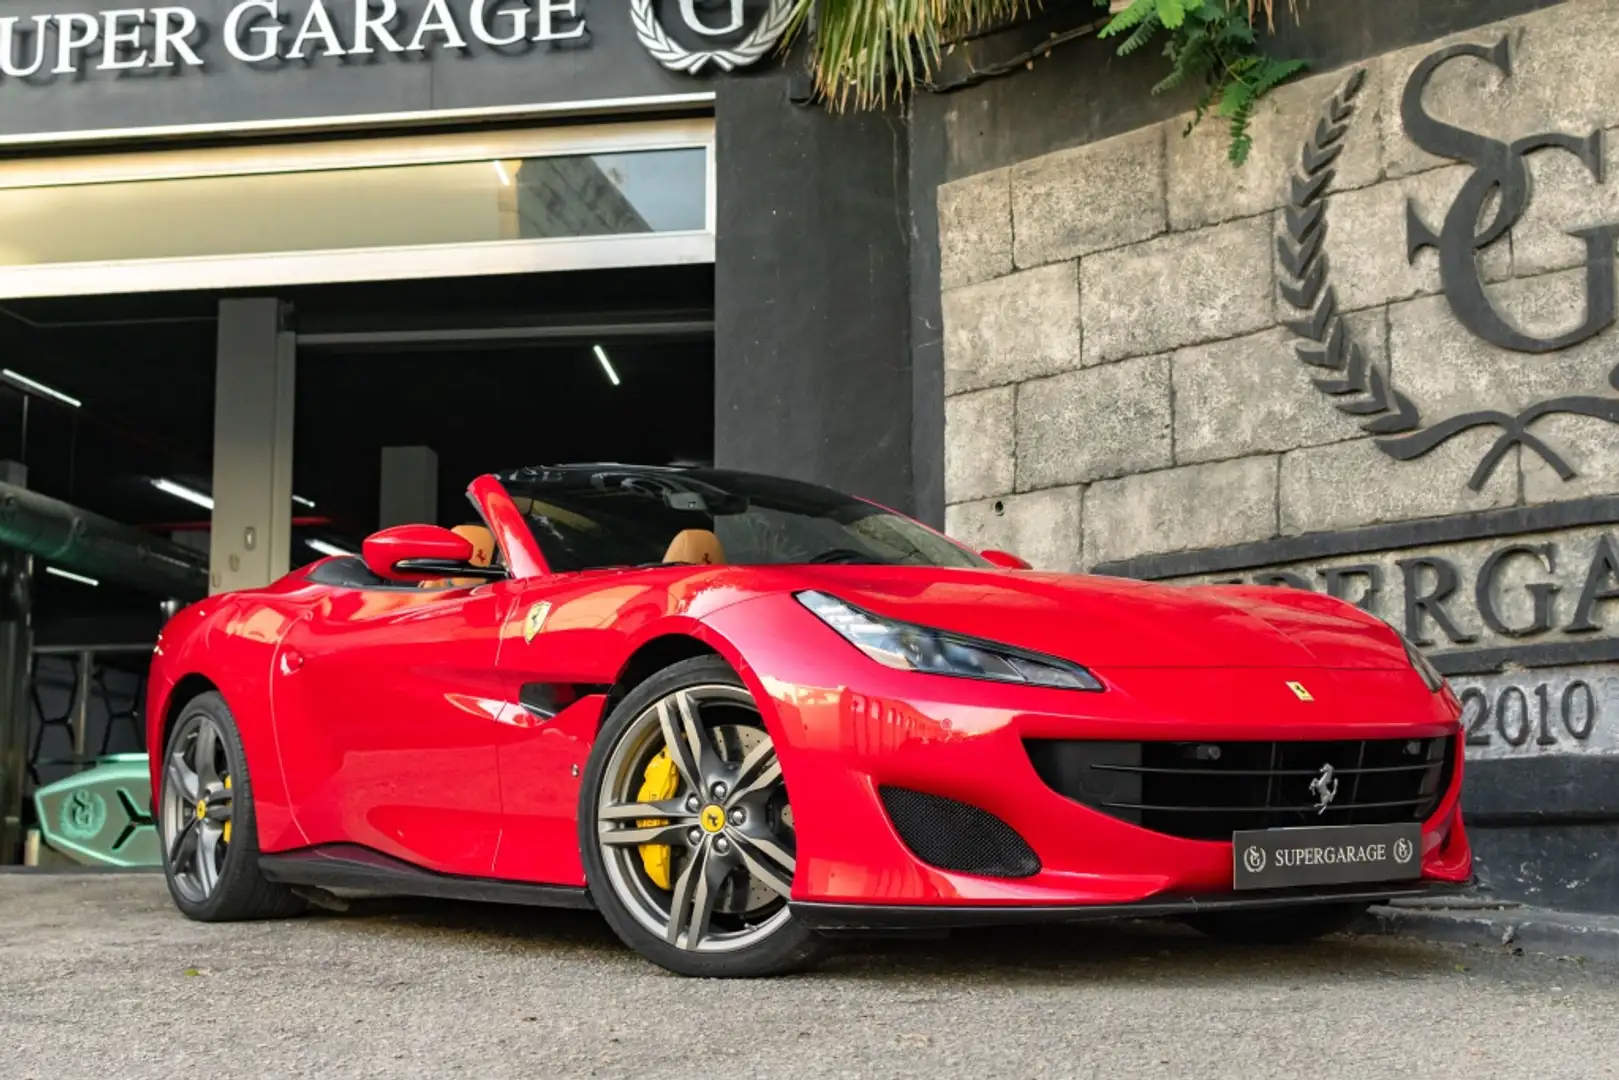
[420,524,497,588]
[664,529,726,566]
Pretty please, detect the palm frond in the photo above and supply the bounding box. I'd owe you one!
[782,0,1304,116]
[781,0,1035,111]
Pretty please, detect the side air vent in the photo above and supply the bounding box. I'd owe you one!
[878,787,1041,879]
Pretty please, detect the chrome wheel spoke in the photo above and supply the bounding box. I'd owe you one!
[657,697,705,794]
[165,755,198,804]
[168,817,198,868]
[666,841,728,951]
[599,821,697,848]
[196,823,222,892]
[726,741,781,808]
[732,832,796,900]
[598,799,698,824]
[675,688,727,789]
[665,841,704,946]
[192,722,221,790]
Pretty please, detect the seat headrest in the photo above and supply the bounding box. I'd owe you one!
[418,524,497,589]
[663,529,726,566]
[452,524,495,568]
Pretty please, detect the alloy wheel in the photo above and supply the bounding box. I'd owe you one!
[161,713,235,904]
[595,684,797,953]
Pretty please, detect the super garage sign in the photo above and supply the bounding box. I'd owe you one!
[0,0,784,140]
[0,0,786,73]
[0,0,595,69]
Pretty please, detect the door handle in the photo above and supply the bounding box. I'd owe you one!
[279,650,304,675]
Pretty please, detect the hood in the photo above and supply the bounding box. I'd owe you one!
[769,566,1407,670]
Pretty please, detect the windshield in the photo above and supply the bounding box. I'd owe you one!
[499,467,988,573]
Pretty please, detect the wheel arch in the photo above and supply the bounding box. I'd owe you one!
[146,596,306,850]
[600,617,786,745]
[603,633,726,720]
[159,673,220,751]
[597,613,799,790]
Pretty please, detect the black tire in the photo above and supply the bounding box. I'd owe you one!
[1183,902,1369,944]
[159,692,307,922]
[579,655,826,978]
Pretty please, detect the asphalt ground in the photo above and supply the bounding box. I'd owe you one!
[2,873,1617,1080]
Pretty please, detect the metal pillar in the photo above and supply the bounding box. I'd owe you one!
[379,446,439,529]
[0,460,33,864]
[210,299,296,594]
[70,650,92,762]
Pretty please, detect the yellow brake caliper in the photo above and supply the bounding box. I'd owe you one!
[222,774,232,845]
[635,750,681,890]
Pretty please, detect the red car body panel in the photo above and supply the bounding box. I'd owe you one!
[147,475,1472,914]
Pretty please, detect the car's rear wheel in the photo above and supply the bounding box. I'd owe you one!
[159,692,306,922]
[580,656,825,977]
[1183,902,1369,944]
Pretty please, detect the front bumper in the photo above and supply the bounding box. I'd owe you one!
[706,595,1474,910]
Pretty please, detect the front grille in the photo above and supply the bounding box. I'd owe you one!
[1025,736,1455,841]
[878,787,1041,878]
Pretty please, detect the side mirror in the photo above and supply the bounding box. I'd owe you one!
[362,524,479,582]
[981,549,1032,570]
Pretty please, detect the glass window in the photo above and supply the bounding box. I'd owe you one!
[0,147,707,268]
[502,467,988,573]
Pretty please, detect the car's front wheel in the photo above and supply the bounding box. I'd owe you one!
[579,656,825,977]
[1183,902,1369,944]
[159,691,306,922]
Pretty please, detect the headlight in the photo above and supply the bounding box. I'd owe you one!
[1399,632,1447,693]
[796,590,1102,691]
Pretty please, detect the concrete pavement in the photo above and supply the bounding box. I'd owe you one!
[2,873,1617,1080]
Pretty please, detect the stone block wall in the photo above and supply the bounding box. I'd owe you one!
[938,0,1619,575]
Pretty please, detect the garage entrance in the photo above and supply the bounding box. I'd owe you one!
[0,120,716,865]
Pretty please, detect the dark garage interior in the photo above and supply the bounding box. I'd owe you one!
[2,263,715,622]
[1,262,714,803]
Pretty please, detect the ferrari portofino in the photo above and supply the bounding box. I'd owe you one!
[149,465,1472,976]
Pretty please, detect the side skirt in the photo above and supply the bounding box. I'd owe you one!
[259,844,595,910]
[792,879,1476,932]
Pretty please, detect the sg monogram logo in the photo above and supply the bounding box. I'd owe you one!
[632,0,792,74]
[1278,38,1619,493]
[1403,39,1618,354]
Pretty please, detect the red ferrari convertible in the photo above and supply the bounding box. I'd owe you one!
[148,464,1472,976]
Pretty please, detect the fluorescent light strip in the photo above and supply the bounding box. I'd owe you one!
[306,539,354,558]
[492,160,512,186]
[593,344,620,387]
[46,566,99,587]
[151,477,214,510]
[152,478,314,511]
[1,368,81,409]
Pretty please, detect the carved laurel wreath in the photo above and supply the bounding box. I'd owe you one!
[1279,69,1619,492]
[630,0,793,74]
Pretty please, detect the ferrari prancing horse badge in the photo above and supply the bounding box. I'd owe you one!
[522,602,551,644]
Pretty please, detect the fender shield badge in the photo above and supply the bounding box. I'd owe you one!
[523,602,551,644]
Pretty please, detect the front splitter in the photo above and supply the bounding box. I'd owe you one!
[792,878,1478,931]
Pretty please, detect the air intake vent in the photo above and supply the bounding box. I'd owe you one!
[878,787,1040,879]
[1025,736,1456,841]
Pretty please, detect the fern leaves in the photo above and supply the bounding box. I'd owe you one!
[1100,0,1306,166]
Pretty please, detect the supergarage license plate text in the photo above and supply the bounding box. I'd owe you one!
[1232,822,1424,890]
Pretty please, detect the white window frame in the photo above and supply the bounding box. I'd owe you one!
[0,117,716,300]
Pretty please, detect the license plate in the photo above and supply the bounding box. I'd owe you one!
[1232,822,1423,890]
